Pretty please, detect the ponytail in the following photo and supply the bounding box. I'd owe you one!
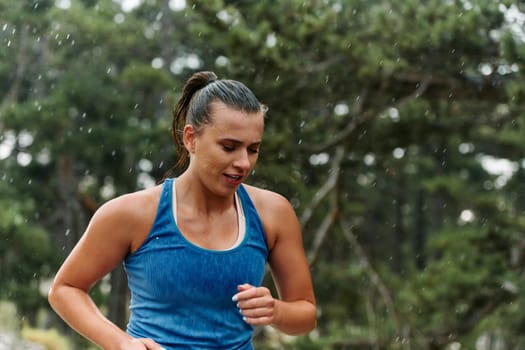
[170,71,218,173]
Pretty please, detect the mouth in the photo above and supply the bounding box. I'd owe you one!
[224,174,243,183]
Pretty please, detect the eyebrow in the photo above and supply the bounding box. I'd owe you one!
[220,138,261,146]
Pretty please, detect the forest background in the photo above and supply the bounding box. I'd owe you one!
[1,0,525,349]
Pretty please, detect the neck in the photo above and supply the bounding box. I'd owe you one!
[175,172,235,216]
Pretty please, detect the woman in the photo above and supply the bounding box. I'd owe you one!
[48,71,316,350]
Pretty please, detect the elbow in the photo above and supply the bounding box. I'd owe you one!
[47,283,59,311]
[307,314,317,334]
[300,302,317,335]
[282,303,318,336]
[47,280,67,313]
[299,312,318,336]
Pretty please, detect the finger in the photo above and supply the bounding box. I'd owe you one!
[232,284,255,302]
[238,294,275,311]
[240,304,273,318]
[235,287,272,307]
[242,315,274,326]
[237,283,253,292]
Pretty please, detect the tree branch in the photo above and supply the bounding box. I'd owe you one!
[340,217,409,349]
[300,146,345,228]
[1,25,30,114]
[305,146,345,266]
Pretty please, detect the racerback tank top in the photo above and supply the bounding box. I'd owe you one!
[124,178,269,349]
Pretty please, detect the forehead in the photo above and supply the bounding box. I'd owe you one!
[205,102,265,136]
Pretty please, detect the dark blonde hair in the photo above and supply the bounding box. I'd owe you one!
[169,71,265,174]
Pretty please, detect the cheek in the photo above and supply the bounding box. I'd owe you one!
[195,146,224,169]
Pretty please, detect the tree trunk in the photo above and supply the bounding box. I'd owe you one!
[393,175,406,273]
[414,188,426,270]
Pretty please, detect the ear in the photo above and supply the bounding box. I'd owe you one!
[182,124,196,153]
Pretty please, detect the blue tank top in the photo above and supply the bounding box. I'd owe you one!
[124,178,269,349]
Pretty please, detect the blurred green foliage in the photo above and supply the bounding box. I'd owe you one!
[1,0,525,348]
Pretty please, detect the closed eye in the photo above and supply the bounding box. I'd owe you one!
[219,140,261,154]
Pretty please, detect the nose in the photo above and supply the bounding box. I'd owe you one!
[233,149,252,171]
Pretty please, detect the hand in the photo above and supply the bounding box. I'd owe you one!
[118,338,166,350]
[232,283,276,326]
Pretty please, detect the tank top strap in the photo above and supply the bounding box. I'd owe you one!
[237,185,269,249]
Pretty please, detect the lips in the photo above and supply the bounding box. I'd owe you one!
[224,173,243,184]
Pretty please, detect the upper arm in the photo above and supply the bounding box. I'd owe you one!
[52,194,151,292]
[258,191,315,304]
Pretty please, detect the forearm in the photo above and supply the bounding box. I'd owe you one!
[271,299,317,335]
[48,285,132,350]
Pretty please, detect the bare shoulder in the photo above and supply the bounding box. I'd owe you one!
[243,184,300,248]
[88,184,163,252]
[95,184,161,221]
[243,184,294,215]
